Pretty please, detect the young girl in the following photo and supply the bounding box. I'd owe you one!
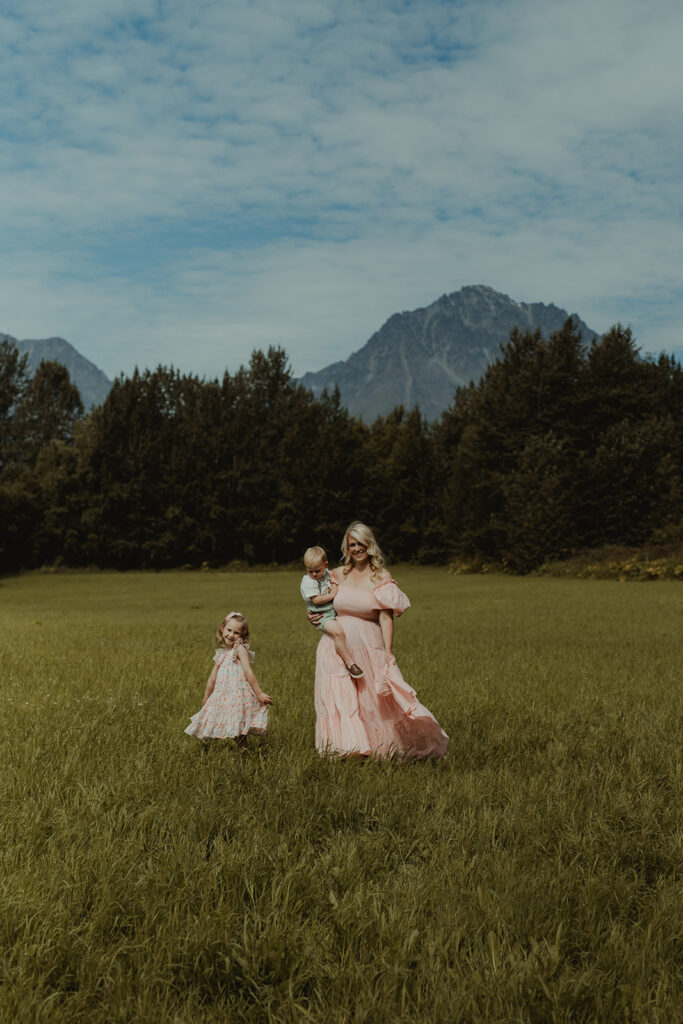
[185,611,272,746]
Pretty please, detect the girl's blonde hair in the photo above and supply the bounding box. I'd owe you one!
[216,611,250,648]
[341,521,386,579]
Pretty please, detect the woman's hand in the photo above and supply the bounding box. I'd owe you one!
[384,651,395,667]
[306,609,323,626]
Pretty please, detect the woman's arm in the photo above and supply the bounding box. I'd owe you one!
[379,609,394,664]
[236,645,272,705]
[202,664,218,705]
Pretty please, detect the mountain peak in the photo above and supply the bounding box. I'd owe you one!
[1,332,112,409]
[299,285,598,421]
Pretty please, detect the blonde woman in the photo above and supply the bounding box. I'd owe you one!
[308,521,448,758]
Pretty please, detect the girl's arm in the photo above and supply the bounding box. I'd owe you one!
[379,609,394,664]
[236,645,272,705]
[202,663,219,705]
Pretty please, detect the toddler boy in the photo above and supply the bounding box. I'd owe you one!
[300,546,363,679]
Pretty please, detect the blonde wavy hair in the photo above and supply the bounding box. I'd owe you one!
[216,611,250,648]
[341,521,386,579]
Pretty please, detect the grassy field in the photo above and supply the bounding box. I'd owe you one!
[0,569,681,1023]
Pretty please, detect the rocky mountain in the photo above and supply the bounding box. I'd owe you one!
[1,333,112,409]
[299,285,599,421]
[2,285,599,420]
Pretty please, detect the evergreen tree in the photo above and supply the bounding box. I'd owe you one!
[436,318,682,567]
[0,340,30,472]
[2,326,680,573]
[0,355,83,570]
[585,415,681,546]
[12,360,84,465]
[577,327,683,546]
[500,433,576,569]
[78,366,224,567]
[213,349,365,563]
[364,407,443,562]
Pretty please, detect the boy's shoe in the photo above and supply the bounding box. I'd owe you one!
[347,663,364,678]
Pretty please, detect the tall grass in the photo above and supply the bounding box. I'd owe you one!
[0,570,680,1023]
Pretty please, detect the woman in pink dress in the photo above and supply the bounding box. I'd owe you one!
[310,521,449,759]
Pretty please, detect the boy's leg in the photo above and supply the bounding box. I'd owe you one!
[323,620,363,677]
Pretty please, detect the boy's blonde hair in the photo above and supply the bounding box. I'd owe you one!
[216,611,250,648]
[303,545,328,568]
[341,521,386,579]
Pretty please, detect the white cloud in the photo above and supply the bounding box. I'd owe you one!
[1,0,682,378]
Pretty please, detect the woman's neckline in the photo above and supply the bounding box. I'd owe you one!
[335,573,394,591]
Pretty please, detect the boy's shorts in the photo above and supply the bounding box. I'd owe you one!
[312,605,337,631]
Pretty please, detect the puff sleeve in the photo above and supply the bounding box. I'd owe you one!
[213,645,255,666]
[372,580,410,617]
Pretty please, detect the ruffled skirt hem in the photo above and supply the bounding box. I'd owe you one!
[314,636,448,760]
[184,702,268,740]
[185,720,267,740]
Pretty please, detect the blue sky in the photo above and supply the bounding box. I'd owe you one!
[2,0,682,380]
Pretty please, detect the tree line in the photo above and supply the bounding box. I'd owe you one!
[1,319,681,573]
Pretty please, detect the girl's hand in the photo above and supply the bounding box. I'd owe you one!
[258,692,273,706]
[329,582,338,596]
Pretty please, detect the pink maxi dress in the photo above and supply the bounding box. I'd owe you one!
[314,578,449,758]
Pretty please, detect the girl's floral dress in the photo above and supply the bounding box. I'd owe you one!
[185,645,268,739]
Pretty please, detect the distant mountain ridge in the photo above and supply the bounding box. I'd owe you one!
[1,333,112,410]
[2,285,599,420]
[299,285,599,421]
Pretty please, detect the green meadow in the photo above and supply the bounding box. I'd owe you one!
[0,570,680,1024]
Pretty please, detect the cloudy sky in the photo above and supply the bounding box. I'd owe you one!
[2,0,682,381]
